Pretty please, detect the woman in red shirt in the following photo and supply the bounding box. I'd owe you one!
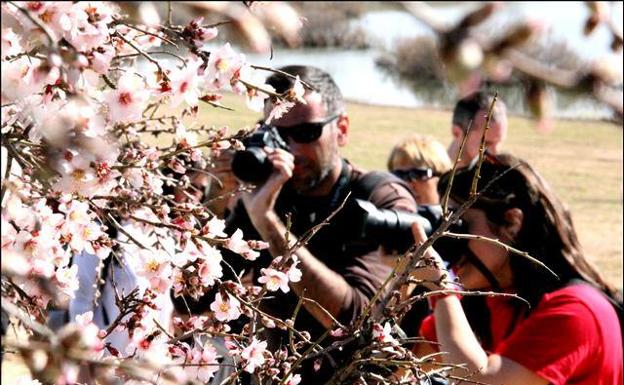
[412,152,622,385]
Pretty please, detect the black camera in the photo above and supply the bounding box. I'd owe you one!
[347,199,467,266]
[231,124,290,184]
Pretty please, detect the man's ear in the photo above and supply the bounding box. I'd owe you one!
[336,114,349,147]
[451,124,463,140]
[502,208,523,241]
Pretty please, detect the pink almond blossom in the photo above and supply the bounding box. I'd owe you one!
[204,43,245,91]
[104,73,150,123]
[225,229,259,260]
[209,293,241,322]
[240,337,267,373]
[284,374,302,385]
[165,57,203,108]
[258,268,290,293]
[185,341,220,382]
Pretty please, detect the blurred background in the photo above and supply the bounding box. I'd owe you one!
[122,1,624,121]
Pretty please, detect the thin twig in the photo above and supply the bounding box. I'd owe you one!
[167,2,173,27]
[114,32,170,82]
[470,92,498,196]
[442,232,558,278]
[115,20,179,48]
[7,1,56,47]
[250,65,316,91]
[441,119,473,215]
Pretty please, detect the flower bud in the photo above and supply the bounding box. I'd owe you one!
[457,2,501,29]
[584,14,600,36]
[261,316,276,329]
[445,39,483,83]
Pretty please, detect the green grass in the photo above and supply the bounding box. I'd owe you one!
[194,93,623,289]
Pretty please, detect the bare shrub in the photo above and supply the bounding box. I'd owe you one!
[289,2,370,49]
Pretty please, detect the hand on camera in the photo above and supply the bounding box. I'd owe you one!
[410,222,452,291]
[241,147,294,226]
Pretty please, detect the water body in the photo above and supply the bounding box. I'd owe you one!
[230,3,623,119]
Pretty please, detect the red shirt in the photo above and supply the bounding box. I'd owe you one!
[420,284,623,385]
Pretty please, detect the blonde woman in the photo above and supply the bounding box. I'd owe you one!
[387,134,452,205]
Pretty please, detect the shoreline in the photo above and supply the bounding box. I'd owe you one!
[343,97,621,125]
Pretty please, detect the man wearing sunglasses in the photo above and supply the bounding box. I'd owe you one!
[448,91,508,168]
[224,65,418,384]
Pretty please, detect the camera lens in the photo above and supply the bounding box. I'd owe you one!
[231,147,273,184]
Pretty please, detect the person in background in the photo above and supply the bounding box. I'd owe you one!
[386,134,453,338]
[387,134,452,205]
[447,91,508,168]
[411,152,622,385]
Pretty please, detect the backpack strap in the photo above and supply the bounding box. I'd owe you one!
[350,170,417,203]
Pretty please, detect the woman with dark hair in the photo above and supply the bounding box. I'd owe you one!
[411,152,622,385]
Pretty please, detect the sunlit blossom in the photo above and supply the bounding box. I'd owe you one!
[209,293,241,322]
[205,43,246,91]
[240,337,267,373]
[104,72,150,123]
[258,268,290,293]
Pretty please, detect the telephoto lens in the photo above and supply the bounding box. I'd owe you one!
[347,199,467,265]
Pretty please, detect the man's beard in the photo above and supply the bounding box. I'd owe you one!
[290,159,333,195]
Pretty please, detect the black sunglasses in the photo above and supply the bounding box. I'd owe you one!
[272,114,341,144]
[392,167,438,182]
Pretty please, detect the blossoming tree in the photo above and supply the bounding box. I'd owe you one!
[0,2,318,384]
[1,2,528,385]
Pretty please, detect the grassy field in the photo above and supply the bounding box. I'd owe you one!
[195,93,623,288]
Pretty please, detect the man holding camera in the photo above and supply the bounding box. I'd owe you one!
[226,65,418,383]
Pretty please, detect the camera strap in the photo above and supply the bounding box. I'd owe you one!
[463,247,502,291]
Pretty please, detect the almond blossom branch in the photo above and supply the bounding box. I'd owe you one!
[441,119,473,215]
[113,31,170,82]
[6,1,56,47]
[470,92,498,196]
[250,65,316,91]
[113,19,179,48]
[442,232,558,278]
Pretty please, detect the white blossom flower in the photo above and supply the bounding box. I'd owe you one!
[205,43,245,91]
[287,255,303,283]
[179,341,220,382]
[209,293,241,322]
[1,28,22,59]
[258,268,290,293]
[55,264,79,298]
[372,322,400,352]
[225,229,262,261]
[284,373,302,385]
[234,65,275,112]
[104,73,150,123]
[166,57,203,108]
[197,244,223,287]
[203,217,227,237]
[241,337,267,373]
